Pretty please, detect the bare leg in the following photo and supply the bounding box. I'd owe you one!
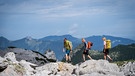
[68,55,71,61]
[104,54,107,60]
[87,55,92,60]
[83,54,85,61]
[65,54,68,62]
[107,55,112,61]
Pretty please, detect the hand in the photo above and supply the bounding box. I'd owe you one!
[104,49,105,52]
[63,48,65,52]
[84,50,86,53]
[70,50,72,53]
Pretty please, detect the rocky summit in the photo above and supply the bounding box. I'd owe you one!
[1,52,134,76]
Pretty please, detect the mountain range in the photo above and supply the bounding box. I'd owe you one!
[0,35,135,60]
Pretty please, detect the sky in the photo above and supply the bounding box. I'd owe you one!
[0,0,135,40]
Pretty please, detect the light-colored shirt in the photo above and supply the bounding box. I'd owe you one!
[104,41,106,45]
[103,40,106,49]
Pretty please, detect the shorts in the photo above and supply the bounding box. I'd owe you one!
[103,49,109,55]
[66,50,70,56]
[83,50,89,55]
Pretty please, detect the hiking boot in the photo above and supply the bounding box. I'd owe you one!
[109,59,113,62]
[68,60,72,63]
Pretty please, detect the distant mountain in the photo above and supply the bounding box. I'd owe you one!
[40,34,79,41]
[0,35,135,60]
[9,36,42,51]
[0,36,10,49]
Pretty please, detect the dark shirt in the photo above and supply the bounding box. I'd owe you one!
[83,42,87,50]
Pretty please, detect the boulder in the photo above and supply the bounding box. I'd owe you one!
[44,49,57,62]
[4,52,17,62]
[0,48,56,66]
[0,64,23,76]
[74,60,124,76]
[0,52,24,76]
[120,61,135,76]
[35,62,75,76]
[19,60,38,76]
[0,56,8,72]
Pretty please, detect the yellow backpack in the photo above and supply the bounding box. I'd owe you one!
[106,39,111,49]
[64,40,72,50]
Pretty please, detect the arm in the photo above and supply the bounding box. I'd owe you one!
[68,42,72,51]
[104,41,106,49]
[103,41,106,52]
[84,42,87,52]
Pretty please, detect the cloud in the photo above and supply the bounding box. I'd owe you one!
[68,23,78,35]
[1,0,135,40]
[0,0,113,17]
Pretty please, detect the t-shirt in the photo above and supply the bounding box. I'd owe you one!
[104,41,106,45]
[83,42,87,50]
[103,40,107,49]
[64,40,70,50]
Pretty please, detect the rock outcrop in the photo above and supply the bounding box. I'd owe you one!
[75,60,124,76]
[0,52,125,76]
[0,48,57,66]
[120,61,135,76]
[44,49,57,61]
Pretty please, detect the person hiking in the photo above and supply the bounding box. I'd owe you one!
[63,38,72,62]
[102,37,112,61]
[82,38,92,62]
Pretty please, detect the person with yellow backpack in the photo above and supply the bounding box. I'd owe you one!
[82,38,93,62]
[63,38,72,63]
[102,37,113,61]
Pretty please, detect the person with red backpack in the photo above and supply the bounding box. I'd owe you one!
[82,38,93,62]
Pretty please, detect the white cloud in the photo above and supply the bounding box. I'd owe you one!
[0,0,111,17]
[68,23,78,35]
[1,0,135,40]
[54,30,61,35]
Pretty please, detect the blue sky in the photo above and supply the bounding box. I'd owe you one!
[0,0,135,40]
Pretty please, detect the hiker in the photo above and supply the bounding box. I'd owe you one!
[63,38,72,62]
[82,38,92,62]
[102,37,112,61]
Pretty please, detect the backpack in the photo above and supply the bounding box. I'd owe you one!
[106,39,111,49]
[64,40,72,50]
[69,41,73,49]
[87,41,93,49]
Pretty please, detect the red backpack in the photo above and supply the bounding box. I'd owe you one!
[87,41,93,49]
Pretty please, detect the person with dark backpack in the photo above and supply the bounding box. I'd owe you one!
[82,38,93,62]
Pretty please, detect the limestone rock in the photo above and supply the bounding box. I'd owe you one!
[120,61,135,76]
[75,60,124,76]
[0,52,125,76]
[0,48,57,66]
[44,49,57,61]
[0,56,8,72]
[4,52,17,62]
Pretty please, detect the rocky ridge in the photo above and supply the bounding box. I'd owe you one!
[0,52,127,76]
[0,48,56,66]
